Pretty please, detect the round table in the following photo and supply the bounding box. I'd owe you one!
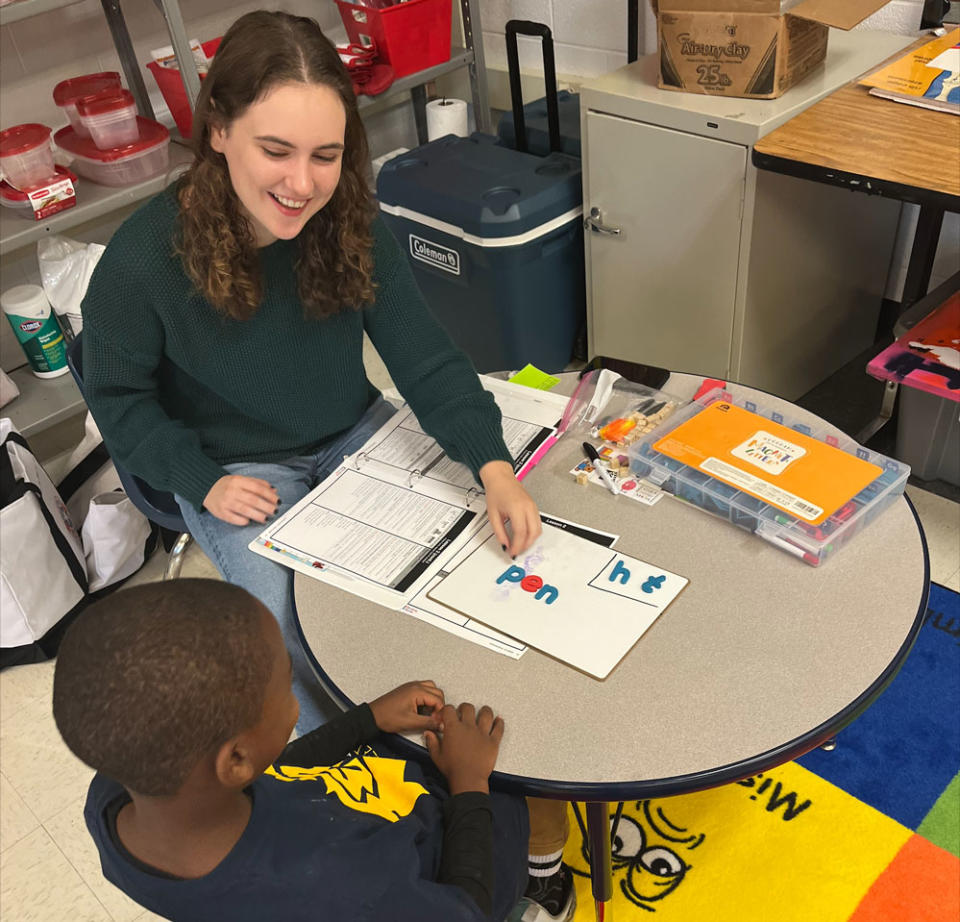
[294,372,929,916]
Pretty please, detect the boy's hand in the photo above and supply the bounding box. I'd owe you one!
[369,680,445,733]
[424,703,504,795]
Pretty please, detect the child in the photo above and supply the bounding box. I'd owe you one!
[53,580,574,921]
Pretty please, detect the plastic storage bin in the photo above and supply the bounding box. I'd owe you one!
[146,38,221,139]
[627,388,910,566]
[893,273,960,485]
[77,89,138,150]
[377,134,583,373]
[335,0,452,78]
[54,119,169,186]
[53,72,122,138]
[497,90,581,158]
[0,165,77,217]
[0,124,55,190]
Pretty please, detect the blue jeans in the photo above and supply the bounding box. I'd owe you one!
[176,397,397,733]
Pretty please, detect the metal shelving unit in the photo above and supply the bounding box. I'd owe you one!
[0,0,83,25]
[0,140,194,256]
[1,0,489,434]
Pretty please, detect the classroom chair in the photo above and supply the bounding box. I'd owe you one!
[66,333,193,580]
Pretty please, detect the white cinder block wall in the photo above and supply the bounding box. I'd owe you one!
[479,0,925,85]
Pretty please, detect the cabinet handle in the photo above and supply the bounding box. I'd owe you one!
[585,207,622,236]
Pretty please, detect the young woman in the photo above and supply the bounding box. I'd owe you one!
[81,11,544,732]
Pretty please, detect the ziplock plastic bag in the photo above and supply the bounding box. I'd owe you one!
[37,236,105,337]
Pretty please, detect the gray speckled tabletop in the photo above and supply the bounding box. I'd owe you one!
[294,374,929,798]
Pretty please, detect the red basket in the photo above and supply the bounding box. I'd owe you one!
[146,38,221,139]
[335,0,452,79]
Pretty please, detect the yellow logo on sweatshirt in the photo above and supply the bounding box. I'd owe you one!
[266,750,428,822]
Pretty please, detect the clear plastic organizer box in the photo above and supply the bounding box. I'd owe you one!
[626,388,910,567]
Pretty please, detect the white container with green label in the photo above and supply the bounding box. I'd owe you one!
[1,284,69,378]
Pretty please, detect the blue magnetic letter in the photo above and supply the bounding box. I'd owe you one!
[535,585,559,605]
[497,566,526,585]
[609,560,631,585]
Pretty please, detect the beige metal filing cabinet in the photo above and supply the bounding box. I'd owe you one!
[580,29,913,400]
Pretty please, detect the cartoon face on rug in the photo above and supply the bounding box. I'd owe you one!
[570,800,706,911]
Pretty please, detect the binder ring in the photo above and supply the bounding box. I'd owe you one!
[351,451,368,471]
[408,469,423,487]
[465,486,481,507]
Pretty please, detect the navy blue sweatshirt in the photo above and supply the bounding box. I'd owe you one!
[84,705,528,921]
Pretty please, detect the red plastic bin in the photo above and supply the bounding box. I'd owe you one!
[146,38,221,139]
[335,0,452,79]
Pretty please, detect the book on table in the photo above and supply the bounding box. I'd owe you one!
[859,28,959,115]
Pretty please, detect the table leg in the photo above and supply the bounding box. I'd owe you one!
[901,205,945,309]
[585,801,613,921]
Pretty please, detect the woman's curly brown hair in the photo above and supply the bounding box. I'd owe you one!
[177,10,376,320]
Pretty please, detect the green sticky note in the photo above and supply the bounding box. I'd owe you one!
[508,364,560,391]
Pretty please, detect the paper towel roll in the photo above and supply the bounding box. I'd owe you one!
[426,98,468,141]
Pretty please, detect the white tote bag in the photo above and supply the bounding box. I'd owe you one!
[0,419,88,655]
[56,413,152,594]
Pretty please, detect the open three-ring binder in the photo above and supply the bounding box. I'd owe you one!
[250,376,568,656]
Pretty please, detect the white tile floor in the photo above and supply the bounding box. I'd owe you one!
[2,344,958,920]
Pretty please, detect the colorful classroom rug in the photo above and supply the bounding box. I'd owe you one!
[564,582,959,921]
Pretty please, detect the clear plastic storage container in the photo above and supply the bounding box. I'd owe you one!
[54,118,169,187]
[0,124,55,190]
[0,165,77,216]
[77,89,139,150]
[627,388,910,566]
[53,72,122,138]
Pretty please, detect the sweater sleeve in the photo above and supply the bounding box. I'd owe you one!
[80,220,228,509]
[439,793,496,915]
[276,704,379,766]
[364,219,514,479]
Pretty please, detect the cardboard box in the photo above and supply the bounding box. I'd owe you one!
[653,0,889,99]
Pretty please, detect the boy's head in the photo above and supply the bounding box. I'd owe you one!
[53,579,298,797]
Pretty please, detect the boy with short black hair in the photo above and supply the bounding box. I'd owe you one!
[53,579,535,921]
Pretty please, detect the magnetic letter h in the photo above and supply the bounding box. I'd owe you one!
[609,560,631,585]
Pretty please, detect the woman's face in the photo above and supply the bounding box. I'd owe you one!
[210,81,347,247]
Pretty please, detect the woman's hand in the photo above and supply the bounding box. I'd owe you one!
[203,475,278,526]
[479,461,541,557]
[424,703,504,795]
[369,680,445,733]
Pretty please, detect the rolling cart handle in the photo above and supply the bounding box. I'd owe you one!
[504,20,561,155]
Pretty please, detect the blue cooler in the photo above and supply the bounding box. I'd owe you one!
[377,133,583,373]
[376,21,584,374]
[497,90,581,158]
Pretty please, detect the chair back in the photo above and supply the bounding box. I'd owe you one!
[66,333,190,533]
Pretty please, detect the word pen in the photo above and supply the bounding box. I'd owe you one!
[582,441,619,496]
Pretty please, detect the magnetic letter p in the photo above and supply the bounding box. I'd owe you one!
[497,566,526,585]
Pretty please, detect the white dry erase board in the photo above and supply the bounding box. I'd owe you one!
[428,522,688,679]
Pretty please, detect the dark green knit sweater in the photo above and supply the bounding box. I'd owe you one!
[81,190,511,510]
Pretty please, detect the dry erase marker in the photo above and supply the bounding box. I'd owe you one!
[582,442,619,496]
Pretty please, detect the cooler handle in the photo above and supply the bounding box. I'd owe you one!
[505,20,561,155]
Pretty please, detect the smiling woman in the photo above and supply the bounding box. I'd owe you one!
[78,10,542,735]
[209,83,347,246]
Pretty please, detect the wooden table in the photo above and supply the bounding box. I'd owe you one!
[293,372,930,920]
[753,42,960,308]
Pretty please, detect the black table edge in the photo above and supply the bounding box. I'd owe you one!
[751,148,960,214]
[293,492,931,802]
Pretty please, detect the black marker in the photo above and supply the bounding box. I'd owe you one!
[582,442,619,496]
